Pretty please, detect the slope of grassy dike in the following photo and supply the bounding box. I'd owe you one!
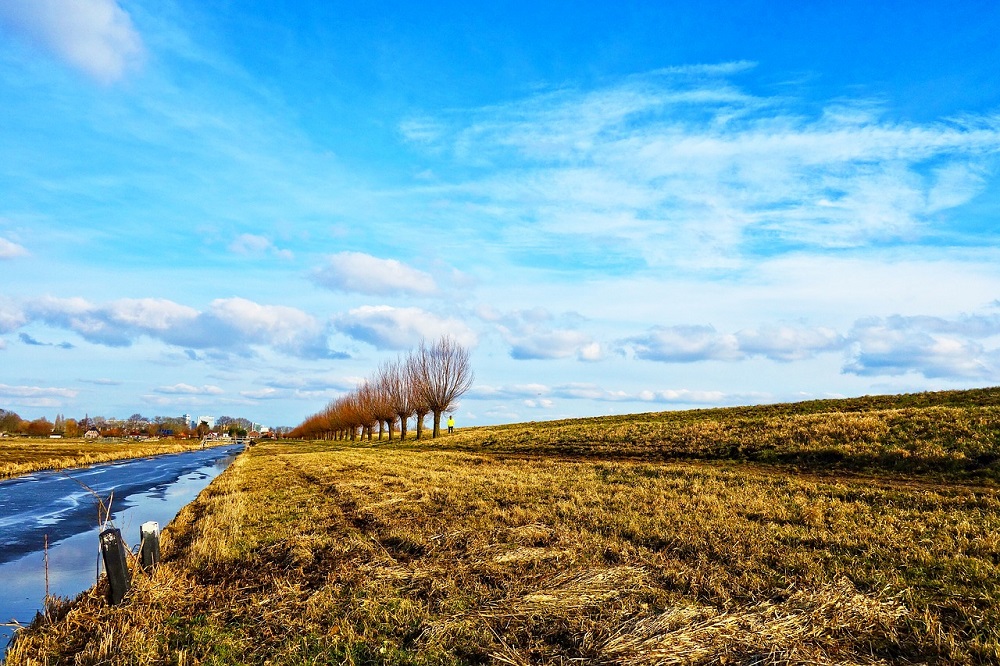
[462,386,1000,483]
[8,389,1000,664]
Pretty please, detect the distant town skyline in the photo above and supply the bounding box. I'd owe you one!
[2,1,1000,426]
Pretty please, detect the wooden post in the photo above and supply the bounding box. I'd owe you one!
[99,527,131,605]
[140,521,160,570]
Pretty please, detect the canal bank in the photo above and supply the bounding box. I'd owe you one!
[0,444,242,656]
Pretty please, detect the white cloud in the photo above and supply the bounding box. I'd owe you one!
[484,307,599,361]
[626,325,742,363]
[469,381,743,406]
[240,388,283,400]
[311,252,438,296]
[469,383,552,400]
[228,234,294,260]
[578,342,603,362]
[844,314,1000,379]
[17,295,340,359]
[399,118,447,144]
[625,323,847,363]
[637,389,730,404]
[0,0,144,83]
[27,296,197,347]
[154,383,224,395]
[508,330,597,361]
[734,326,846,362]
[0,237,28,259]
[0,299,26,332]
[0,383,78,399]
[205,297,332,357]
[333,305,477,350]
[523,398,555,409]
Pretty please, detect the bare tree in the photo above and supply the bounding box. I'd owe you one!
[291,336,474,442]
[370,367,397,441]
[355,381,380,441]
[382,358,413,441]
[407,353,432,439]
[414,336,474,438]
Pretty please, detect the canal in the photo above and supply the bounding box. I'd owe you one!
[0,445,241,656]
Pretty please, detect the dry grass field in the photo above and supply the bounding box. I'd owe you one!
[0,438,209,480]
[7,389,1000,664]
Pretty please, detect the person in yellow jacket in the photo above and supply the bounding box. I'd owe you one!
[447,415,455,434]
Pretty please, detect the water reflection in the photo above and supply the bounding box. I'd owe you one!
[0,447,239,656]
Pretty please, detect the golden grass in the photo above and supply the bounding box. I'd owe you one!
[0,439,209,480]
[8,390,1000,663]
[9,441,999,664]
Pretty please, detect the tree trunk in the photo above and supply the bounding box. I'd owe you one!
[415,411,426,440]
[432,410,442,438]
[378,421,384,440]
[398,415,408,441]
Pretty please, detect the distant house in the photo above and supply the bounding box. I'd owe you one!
[49,433,62,439]
[84,428,101,439]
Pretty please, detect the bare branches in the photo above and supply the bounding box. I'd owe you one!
[413,336,475,438]
[290,336,474,440]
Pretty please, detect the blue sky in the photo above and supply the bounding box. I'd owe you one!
[2,0,1000,429]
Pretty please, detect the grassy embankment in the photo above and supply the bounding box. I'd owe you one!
[0,439,210,481]
[7,388,1000,664]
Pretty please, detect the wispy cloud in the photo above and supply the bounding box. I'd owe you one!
[0,383,78,409]
[311,252,438,297]
[79,378,122,386]
[239,388,282,400]
[18,332,74,349]
[0,0,144,83]
[0,237,28,259]
[228,233,294,260]
[470,382,748,405]
[403,69,1000,269]
[154,383,224,395]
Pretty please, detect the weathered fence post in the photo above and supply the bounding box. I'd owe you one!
[99,527,131,605]
[140,521,160,570]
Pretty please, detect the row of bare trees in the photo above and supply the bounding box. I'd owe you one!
[290,336,474,441]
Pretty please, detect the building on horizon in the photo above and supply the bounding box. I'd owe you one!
[196,415,215,429]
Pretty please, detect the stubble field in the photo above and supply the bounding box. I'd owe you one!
[7,389,1000,664]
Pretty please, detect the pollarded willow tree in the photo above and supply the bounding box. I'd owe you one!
[407,353,432,440]
[290,336,475,441]
[381,358,413,441]
[413,336,475,439]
